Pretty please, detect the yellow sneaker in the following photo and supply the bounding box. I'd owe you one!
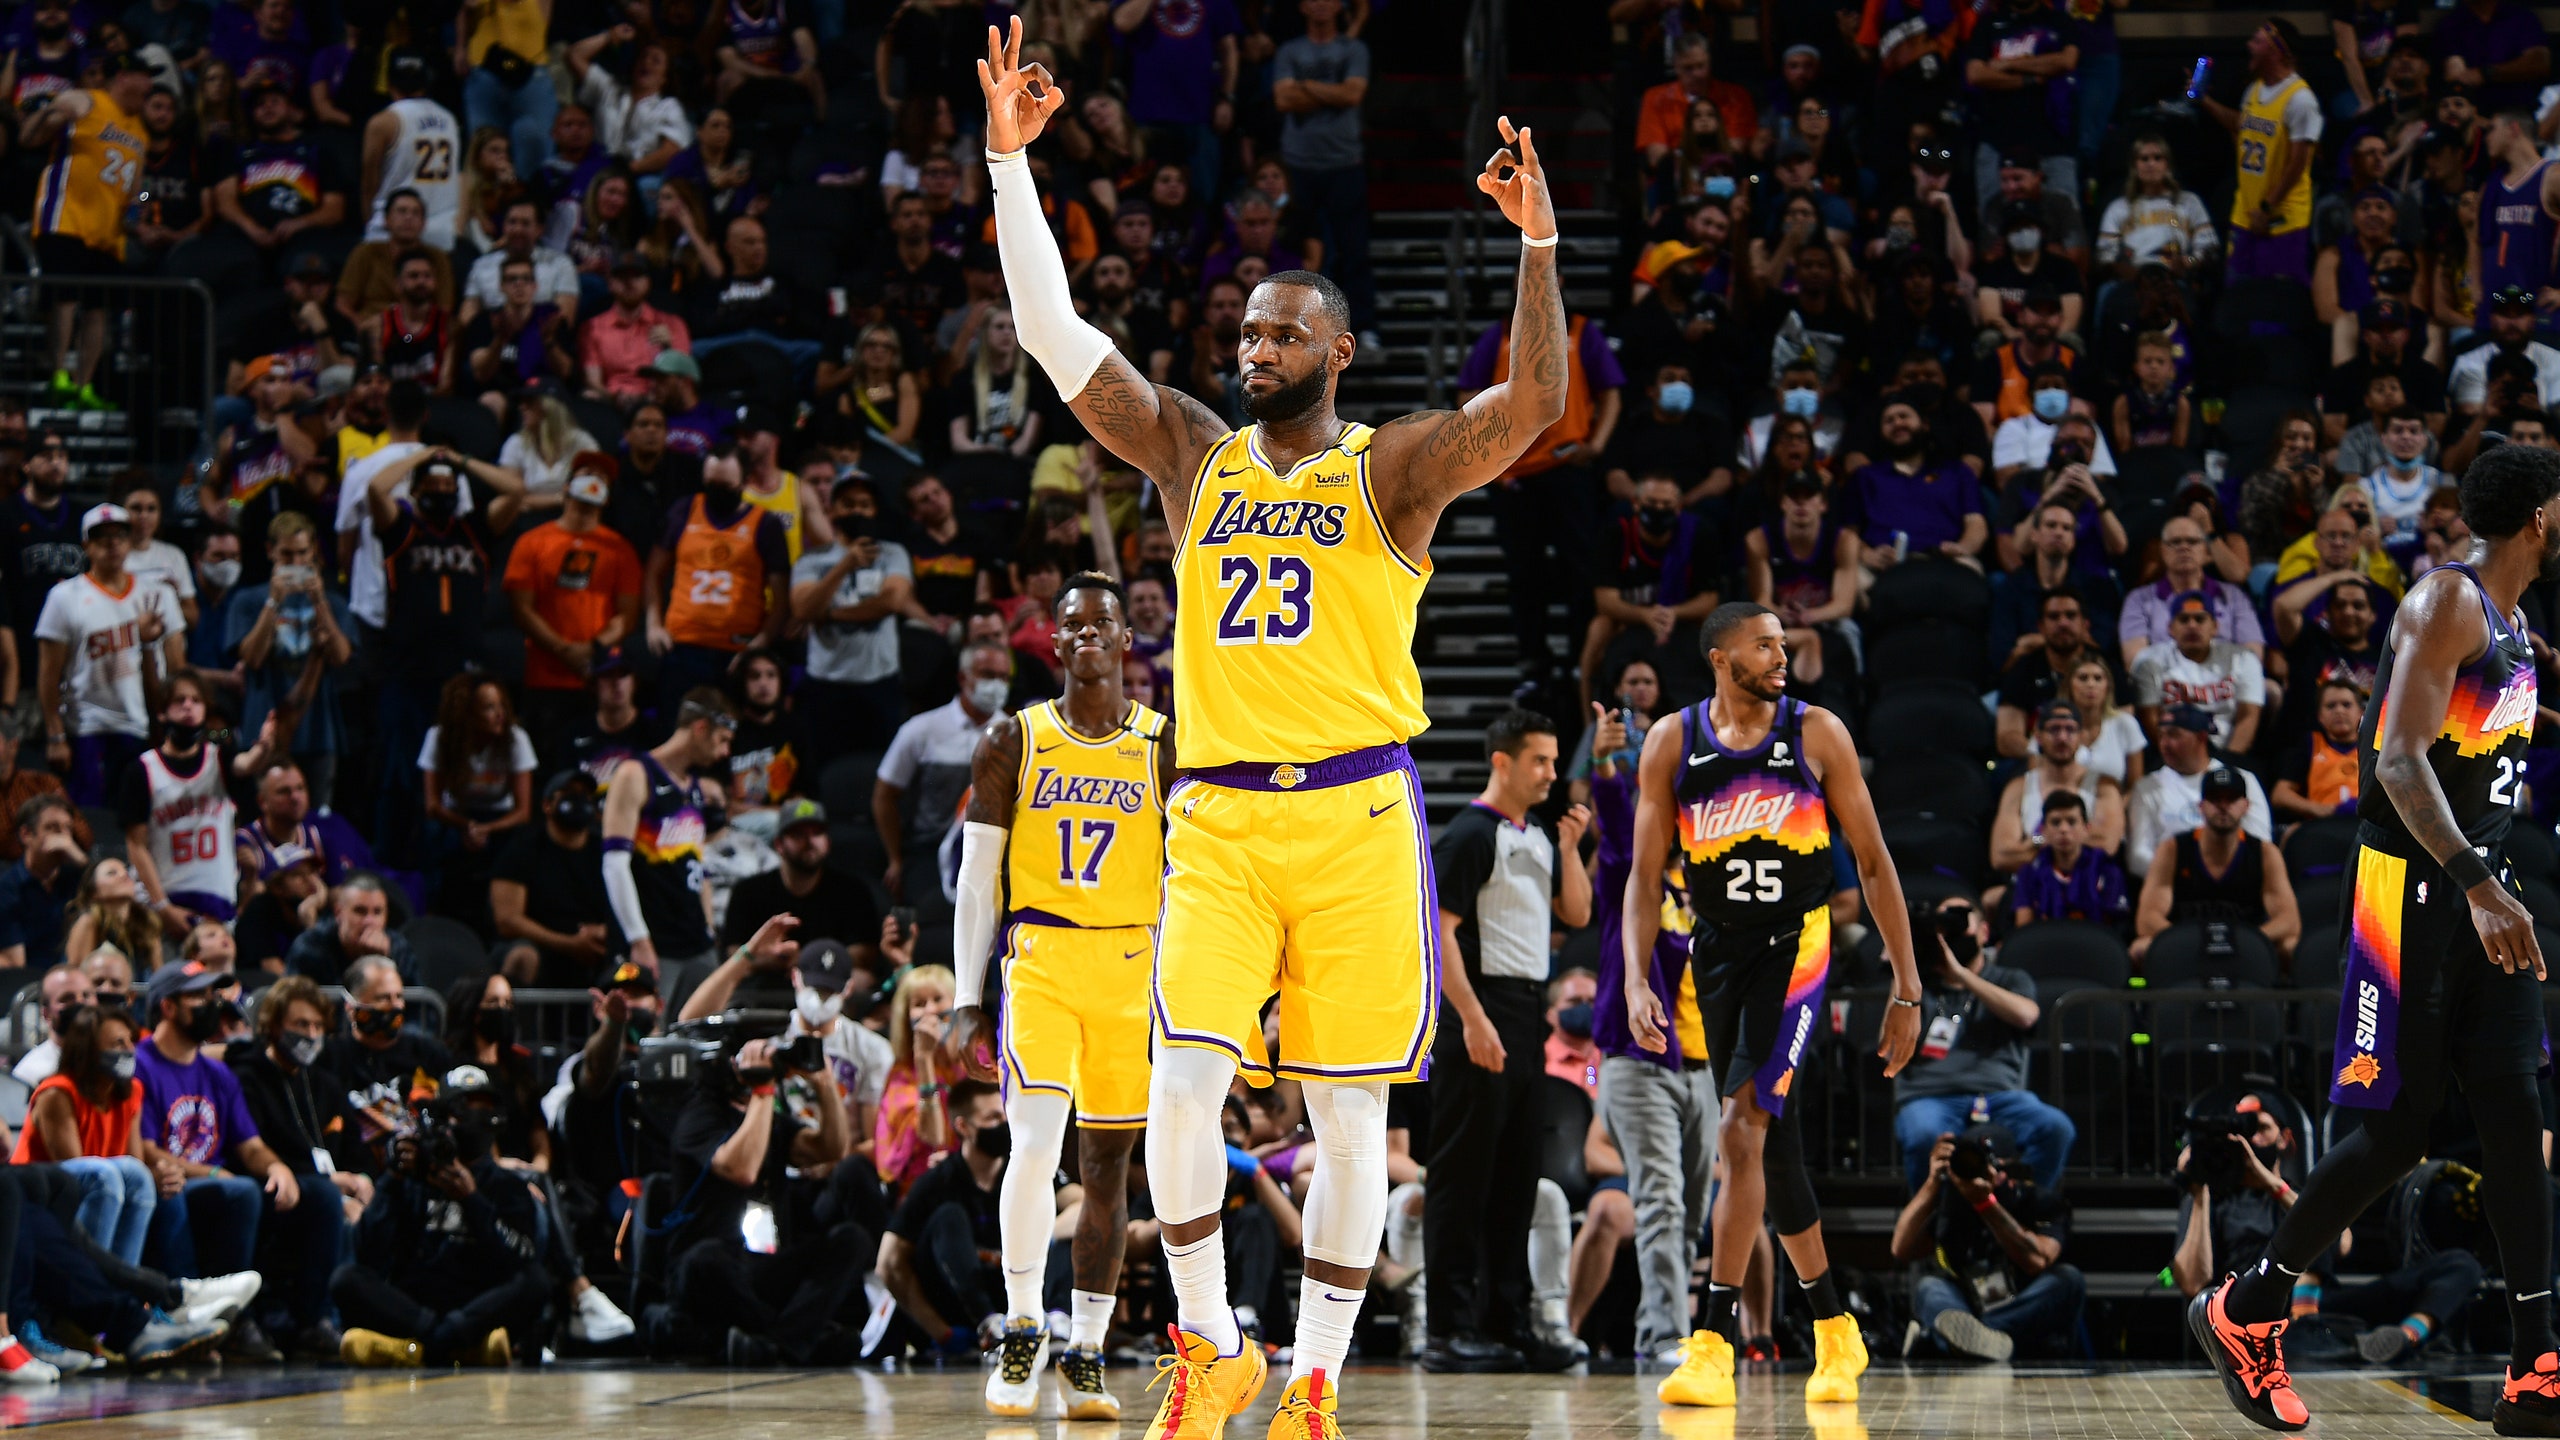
[1265,1373,1342,1440]
[1805,1316,1868,1404]
[1143,1326,1269,1440]
[339,1329,423,1368]
[468,1328,512,1367]
[1656,1330,1736,1408]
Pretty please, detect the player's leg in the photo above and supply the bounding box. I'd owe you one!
[1706,1088,1770,1338]
[1056,1124,1140,1421]
[2467,1070,2560,1427]
[1284,1079,1392,1419]
[987,936,1076,1415]
[72,300,106,390]
[1762,1093,1864,1401]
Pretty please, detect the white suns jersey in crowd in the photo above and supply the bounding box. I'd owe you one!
[138,748,236,900]
[368,97,461,249]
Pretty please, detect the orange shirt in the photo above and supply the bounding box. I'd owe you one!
[503,519,642,690]
[664,495,777,650]
[11,1073,141,1163]
[1635,77,1757,155]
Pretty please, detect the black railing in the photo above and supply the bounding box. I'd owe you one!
[0,222,218,479]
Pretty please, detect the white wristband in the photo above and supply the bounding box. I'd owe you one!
[1521,231,1559,248]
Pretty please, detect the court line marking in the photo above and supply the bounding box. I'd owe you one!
[639,1371,831,1405]
[2377,1376,2484,1423]
[7,1371,465,1430]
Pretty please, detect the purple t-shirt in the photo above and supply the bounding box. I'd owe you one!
[2011,845,2129,924]
[2435,0,2550,112]
[1116,0,1243,127]
[1454,317,1629,393]
[1851,460,1985,553]
[136,1034,262,1165]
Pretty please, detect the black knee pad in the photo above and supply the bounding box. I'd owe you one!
[1761,1104,1821,1236]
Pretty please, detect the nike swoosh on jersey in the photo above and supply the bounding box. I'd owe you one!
[1688,752,1716,766]
[1217,464,1252,477]
[1368,800,1401,818]
[1123,946,1148,959]
[1034,740,1067,753]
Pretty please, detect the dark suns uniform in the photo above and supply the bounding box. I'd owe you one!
[1674,695,1833,1115]
[2331,561,2542,1111]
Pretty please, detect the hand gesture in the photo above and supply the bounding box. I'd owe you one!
[2470,876,2545,979]
[1589,702,1626,759]
[1928,1133,1955,1184]
[430,1160,476,1199]
[744,912,798,970]
[941,1004,1001,1082]
[569,922,610,963]
[1555,803,1590,852]
[1878,997,1921,1076]
[978,17,1063,155]
[1626,981,1670,1054]
[1476,114,1556,243]
[597,986,630,1025]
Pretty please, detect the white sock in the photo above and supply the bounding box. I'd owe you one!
[1163,1231,1241,1353]
[998,1092,1071,1323]
[1527,1178,1570,1322]
[1289,1276,1364,1388]
[1002,1265,1042,1324]
[1069,1289,1113,1351]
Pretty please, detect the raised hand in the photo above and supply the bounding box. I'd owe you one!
[978,16,1064,155]
[1476,114,1556,242]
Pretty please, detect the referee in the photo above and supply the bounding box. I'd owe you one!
[1424,707,1591,1373]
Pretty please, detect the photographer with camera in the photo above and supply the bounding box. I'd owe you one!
[325,954,455,1159]
[1891,895,2078,1193]
[1889,1122,2083,1361]
[538,961,668,1275]
[331,1081,549,1368]
[666,916,863,1367]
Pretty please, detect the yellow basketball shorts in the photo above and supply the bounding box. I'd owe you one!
[1001,921,1156,1129]
[1154,743,1439,1085]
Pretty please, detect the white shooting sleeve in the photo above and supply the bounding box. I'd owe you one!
[986,148,1116,400]
[601,848,650,943]
[953,820,1007,1007]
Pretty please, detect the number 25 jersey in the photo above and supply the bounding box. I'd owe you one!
[1675,697,1835,938]
[1171,424,1430,767]
[1006,698,1168,929]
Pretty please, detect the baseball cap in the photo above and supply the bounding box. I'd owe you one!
[2360,297,2411,331]
[2200,764,2249,801]
[2037,699,2081,727]
[591,642,633,677]
[2163,704,2217,734]
[566,449,617,506]
[733,402,788,435]
[605,959,658,995]
[442,1064,494,1096]
[80,502,130,539]
[2023,283,2065,313]
[387,50,434,92]
[144,958,228,1011]
[1998,145,2042,171]
[1914,143,1955,175]
[796,937,855,994]
[313,363,354,400]
[776,796,826,833]
[1774,135,1813,164]
[288,252,334,283]
[241,353,291,385]
[1780,470,1824,498]
[1958,1120,2022,1164]
[1634,239,1706,286]
[104,52,152,76]
[2170,588,2217,618]
[258,841,319,879]
[609,254,650,278]
[645,350,700,381]
[2492,284,2538,312]
[2417,123,2466,155]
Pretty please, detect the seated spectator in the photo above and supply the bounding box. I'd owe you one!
[367,250,454,392]
[2128,720,2275,879]
[235,843,325,973]
[225,977,370,1230]
[2096,134,2218,282]
[872,961,954,1197]
[1889,1123,2084,1360]
[286,876,416,986]
[2322,299,2445,442]
[0,794,88,970]
[2132,765,2302,961]
[338,191,455,328]
[2449,285,2560,418]
[1582,475,1719,698]
[500,389,601,517]
[1603,363,1728,507]
[2358,410,2447,572]
[9,963,90,1083]
[2111,333,2191,453]
[15,1004,154,1264]
[2275,576,2385,744]
[1893,893,2075,1190]
[2332,372,2430,478]
[419,675,539,895]
[1996,502,2124,664]
[876,1078,1007,1355]
[1636,34,1756,171]
[2121,516,2266,668]
[1995,588,2108,760]
[138,958,337,1361]
[205,83,347,279]
[1743,472,1858,690]
[236,761,374,892]
[0,726,83,866]
[566,30,688,177]
[1971,290,2083,431]
[461,260,577,410]
[2273,679,2368,822]
[487,774,612,988]
[2012,790,2132,930]
[324,955,454,1152]
[2313,187,2405,329]
[691,216,820,376]
[580,260,689,407]
[463,199,581,322]
[62,857,163,975]
[332,1082,549,1368]
[1848,396,1986,571]
[2273,494,2406,640]
[1992,375,2118,486]
[722,797,879,963]
[1992,701,2126,872]
[669,1021,861,1366]
[1977,224,2084,344]
[2131,591,2266,752]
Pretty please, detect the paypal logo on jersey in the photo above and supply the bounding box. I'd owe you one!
[1196,490,1350,548]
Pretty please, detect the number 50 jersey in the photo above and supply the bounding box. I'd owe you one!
[1005,699,1169,928]
[1675,696,1835,940]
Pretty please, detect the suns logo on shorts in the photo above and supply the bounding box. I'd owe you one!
[2337,1053,2383,1088]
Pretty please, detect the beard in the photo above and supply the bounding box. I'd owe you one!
[1242,364,1330,423]
[1725,662,1787,702]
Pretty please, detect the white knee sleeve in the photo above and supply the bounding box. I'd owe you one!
[1145,1047,1237,1227]
[1300,1081,1391,1269]
[1384,1181,1427,1270]
[1000,1090,1074,1283]
[1528,1177,1571,1306]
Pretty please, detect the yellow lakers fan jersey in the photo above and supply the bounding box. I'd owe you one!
[35,89,144,257]
[1006,698,1168,928]
[2230,76,2312,235]
[1172,424,1430,767]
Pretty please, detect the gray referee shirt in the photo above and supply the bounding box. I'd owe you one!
[1434,801,1557,983]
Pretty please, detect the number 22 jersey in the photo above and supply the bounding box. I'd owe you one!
[2357,560,2538,851]
[1675,696,1834,942]
[1171,423,1430,767]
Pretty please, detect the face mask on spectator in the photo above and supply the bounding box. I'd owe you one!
[353,1003,403,1037]
[551,792,596,831]
[1656,380,1694,415]
[1638,503,1679,534]
[184,1001,225,1043]
[2032,389,2070,422]
[2007,227,2041,254]
[201,558,241,589]
[968,677,1011,716]
[163,719,202,749]
[1556,1003,1594,1039]
[624,1007,658,1040]
[1780,387,1819,418]
[282,1032,323,1068]
[103,1048,136,1081]
[475,1006,511,1043]
[415,489,459,524]
[1703,175,1735,198]
[2373,266,2415,293]
[972,1122,1012,1159]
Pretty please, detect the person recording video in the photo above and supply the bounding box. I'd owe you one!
[1889,1122,2083,1361]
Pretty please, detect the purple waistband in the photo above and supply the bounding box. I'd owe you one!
[1183,742,1411,793]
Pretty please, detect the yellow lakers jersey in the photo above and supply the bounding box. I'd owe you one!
[1172,424,1430,766]
[2230,76,2312,235]
[35,89,143,257]
[1006,698,1168,928]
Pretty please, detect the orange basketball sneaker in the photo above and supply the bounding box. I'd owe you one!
[1144,1325,1268,1440]
[1266,1371,1342,1440]
[2189,1276,2308,1431]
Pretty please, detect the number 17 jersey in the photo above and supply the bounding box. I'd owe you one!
[1006,699,1168,928]
[1171,423,1430,767]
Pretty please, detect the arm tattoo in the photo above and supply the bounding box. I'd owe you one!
[1068,355,1226,512]
[964,716,1023,827]
[1419,406,1516,470]
[1511,246,1567,398]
